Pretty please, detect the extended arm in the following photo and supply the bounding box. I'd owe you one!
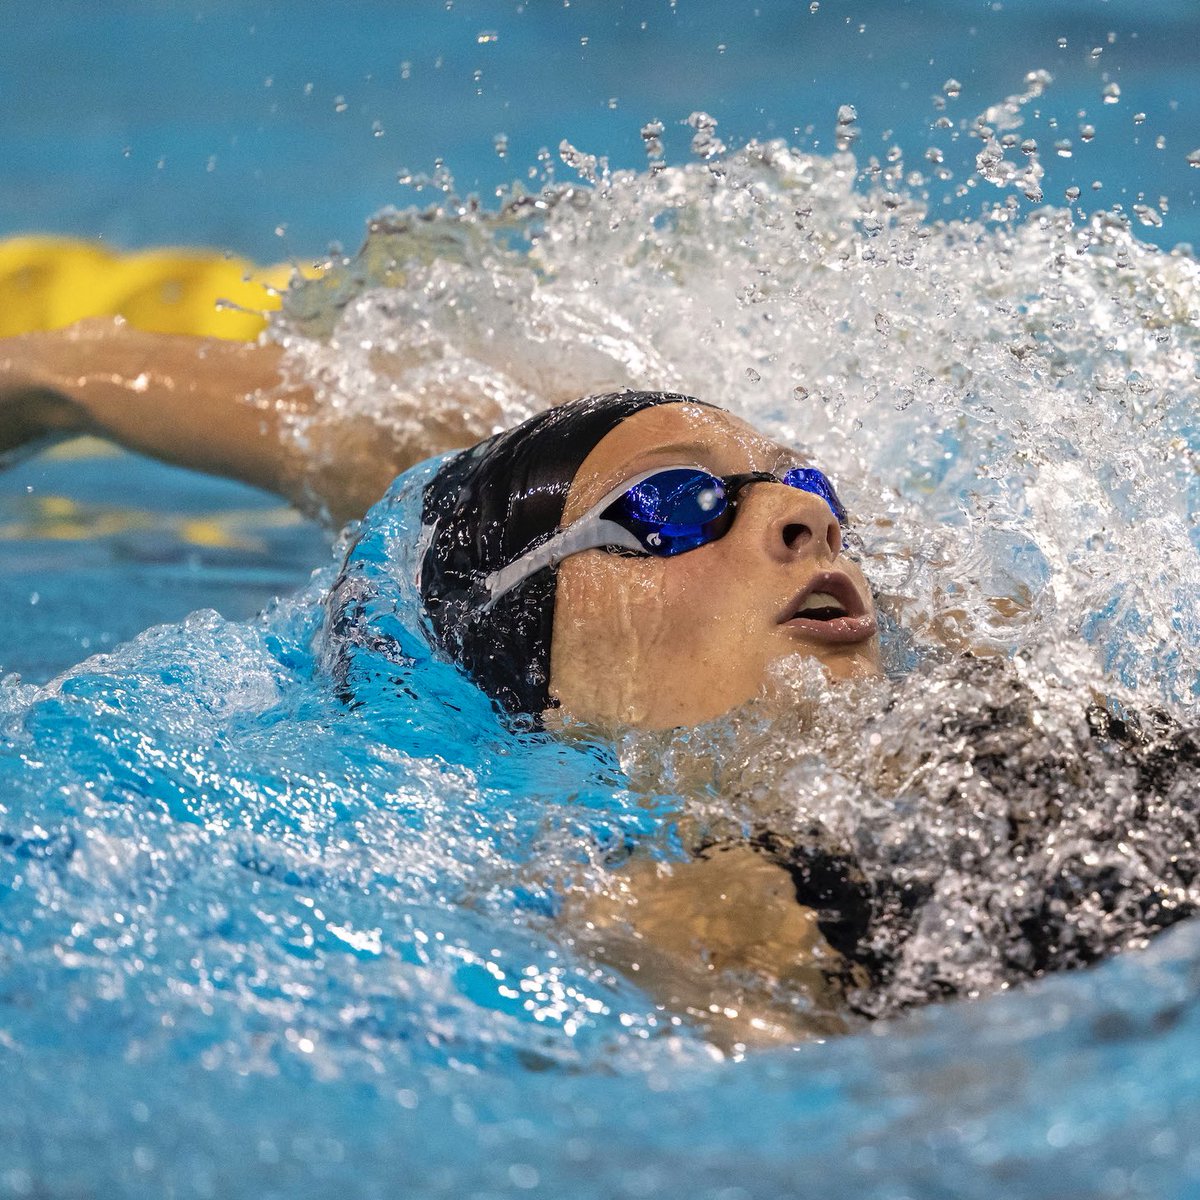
[0,320,471,526]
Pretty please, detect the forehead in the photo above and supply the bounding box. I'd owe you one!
[562,402,792,520]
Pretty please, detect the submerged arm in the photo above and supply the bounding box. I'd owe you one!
[565,845,854,1048]
[0,320,454,525]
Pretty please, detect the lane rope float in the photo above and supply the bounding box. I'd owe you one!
[0,236,313,341]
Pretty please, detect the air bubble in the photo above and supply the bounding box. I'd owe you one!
[745,367,762,383]
[1188,149,1200,168]
[1102,82,1120,105]
[792,385,810,403]
[943,79,962,98]
[1133,112,1146,125]
[1080,124,1096,142]
[1054,139,1073,158]
[1056,36,1067,49]
[1132,204,1163,229]
[1064,185,1081,201]
[809,1,819,12]
[334,96,348,113]
[475,30,498,44]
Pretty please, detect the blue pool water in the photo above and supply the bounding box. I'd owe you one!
[3,3,1200,1198]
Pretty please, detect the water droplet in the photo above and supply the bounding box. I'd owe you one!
[476,30,498,44]
[1080,124,1096,142]
[641,120,664,160]
[1102,82,1120,105]
[792,385,810,403]
[745,367,761,383]
[1065,185,1081,201]
[943,78,962,98]
[687,111,725,159]
[1187,149,1200,169]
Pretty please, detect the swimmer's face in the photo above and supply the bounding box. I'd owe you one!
[549,404,882,729]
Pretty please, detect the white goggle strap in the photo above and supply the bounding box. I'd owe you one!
[480,464,703,611]
[481,518,643,610]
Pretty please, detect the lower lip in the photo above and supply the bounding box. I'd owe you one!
[780,613,878,644]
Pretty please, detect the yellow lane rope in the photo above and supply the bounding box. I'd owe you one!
[0,235,310,341]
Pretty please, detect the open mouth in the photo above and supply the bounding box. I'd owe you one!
[778,572,877,645]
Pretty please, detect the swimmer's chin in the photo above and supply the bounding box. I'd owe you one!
[545,652,882,737]
[754,650,885,716]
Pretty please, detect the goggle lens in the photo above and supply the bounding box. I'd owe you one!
[621,468,729,532]
[780,465,847,524]
[608,464,846,557]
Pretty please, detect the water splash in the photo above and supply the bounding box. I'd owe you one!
[275,121,1200,712]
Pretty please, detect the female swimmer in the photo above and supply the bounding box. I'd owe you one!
[4,321,1197,1045]
[0,321,884,1042]
[0,321,878,729]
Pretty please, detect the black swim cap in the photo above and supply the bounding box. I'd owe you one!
[419,390,704,715]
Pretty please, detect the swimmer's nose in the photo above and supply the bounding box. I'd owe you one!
[760,486,843,563]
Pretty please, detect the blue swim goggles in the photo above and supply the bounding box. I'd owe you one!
[482,464,847,609]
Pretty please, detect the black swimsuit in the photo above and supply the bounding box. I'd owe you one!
[746,657,1200,1019]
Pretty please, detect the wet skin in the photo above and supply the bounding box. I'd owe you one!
[549,403,882,729]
